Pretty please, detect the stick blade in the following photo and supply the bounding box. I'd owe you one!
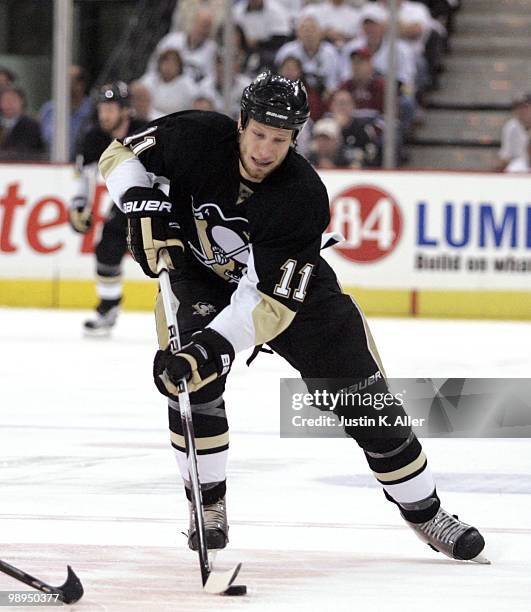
[59,566,84,604]
[203,562,242,594]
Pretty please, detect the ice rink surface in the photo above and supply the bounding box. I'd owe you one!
[1,307,530,611]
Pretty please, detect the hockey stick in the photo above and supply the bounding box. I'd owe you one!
[0,560,83,604]
[157,252,243,595]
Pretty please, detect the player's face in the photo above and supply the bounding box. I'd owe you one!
[239,119,293,182]
[98,102,127,134]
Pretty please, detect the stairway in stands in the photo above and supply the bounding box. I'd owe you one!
[406,0,531,170]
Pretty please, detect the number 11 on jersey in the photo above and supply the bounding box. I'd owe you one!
[274,260,314,302]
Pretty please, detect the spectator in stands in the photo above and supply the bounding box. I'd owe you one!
[273,55,313,155]
[276,16,340,100]
[0,66,16,91]
[380,0,439,93]
[339,47,385,116]
[196,52,252,119]
[277,54,303,83]
[307,117,351,168]
[192,94,216,111]
[274,0,303,29]
[172,0,226,33]
[233,0,292,72]
[496,93,531,171]
[505,133,530,173]
[418,0,458,52]
[301,0,361,48]
[39,65,93,161]
[150,8,217,82]
[418,0,456,25]
[215,24,258,77]
[341,4,417,135]
[0,86,44,160]
[341,4,416,93]
[326,88,382,167]
[128,80,157,122]
[381,0,432,57]
[141,50,198,118]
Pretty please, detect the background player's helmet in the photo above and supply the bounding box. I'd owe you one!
[97,81,130,106]
[240,71,310,134]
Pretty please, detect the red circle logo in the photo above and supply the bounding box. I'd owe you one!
[329,185,403,263]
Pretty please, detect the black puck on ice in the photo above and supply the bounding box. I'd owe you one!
[223,584,247,596]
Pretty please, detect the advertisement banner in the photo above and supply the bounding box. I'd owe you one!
[0,164,529,315]
[320,170,531,290]
[0,164,144,280]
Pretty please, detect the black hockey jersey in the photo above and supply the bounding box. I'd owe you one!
[99,111,334,353]
[72,118,147,202]
[78,118,146,168]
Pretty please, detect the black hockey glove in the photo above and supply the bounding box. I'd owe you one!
[122,186,184,278]
[69,195,93,234]
[153,328,235,396]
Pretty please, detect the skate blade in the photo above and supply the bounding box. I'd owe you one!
[470,553,491,565]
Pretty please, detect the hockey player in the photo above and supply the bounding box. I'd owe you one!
[69,82,145,334]
[99,72,488,563]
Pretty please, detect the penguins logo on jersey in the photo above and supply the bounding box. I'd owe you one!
[192,302,216,317]
[190,201,250,282]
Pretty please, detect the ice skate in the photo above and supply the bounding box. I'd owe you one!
[83,300,120,336]
[405,507,490,564]
[188,496,228,551]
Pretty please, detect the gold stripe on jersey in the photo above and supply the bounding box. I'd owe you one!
[99,140,135,179]
[372,451,427,483]
[170,430,229,451]
[348,294,387,378]
[252,291,295,345]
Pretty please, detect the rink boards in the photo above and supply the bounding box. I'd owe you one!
[0,163,529,319]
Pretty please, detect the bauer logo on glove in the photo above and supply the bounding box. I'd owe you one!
[122,185,184,278]
[122,198,172,214]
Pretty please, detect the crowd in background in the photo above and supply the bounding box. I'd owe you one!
[0,0,529,172]
[496,92,531,174]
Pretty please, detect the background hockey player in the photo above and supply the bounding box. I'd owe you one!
[68,82,145,334]
[99,72,488,564]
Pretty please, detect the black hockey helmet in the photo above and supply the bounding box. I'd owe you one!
[97,81,130,106]
[240,71,310,134]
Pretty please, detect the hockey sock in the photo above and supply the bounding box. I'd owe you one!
[168,395,228,505]
[96,262,123,303]
[361,432,439,522]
